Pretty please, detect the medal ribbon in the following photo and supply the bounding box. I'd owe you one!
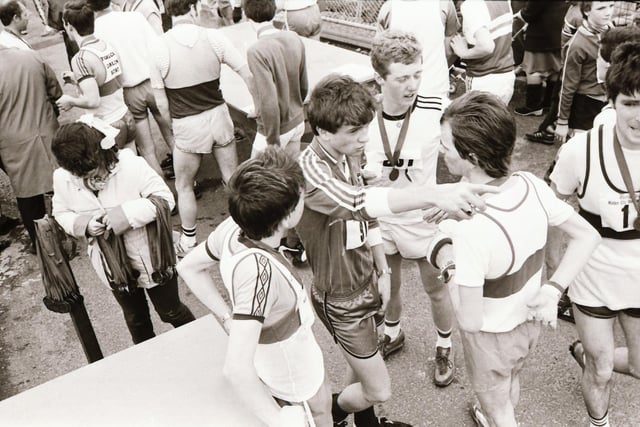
[376,106,412,181]
[612,131,640,230]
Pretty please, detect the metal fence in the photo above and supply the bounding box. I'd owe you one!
[318,0,386,49]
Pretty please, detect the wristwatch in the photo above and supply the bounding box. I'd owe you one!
[377,267,392,277]
[438,261,456,284]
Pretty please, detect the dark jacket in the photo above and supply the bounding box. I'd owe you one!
[521,0,570,52]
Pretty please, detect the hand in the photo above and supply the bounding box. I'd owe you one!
[86,215,106,237]
[360,168,378,181]
[423,207,448,224]
[526,285,561,329]
[245,105,257,119]
[434,182,500,219]
[377,272,391,312]
[56,94,75,112]
[450,34,467,57]
[555,123,569,143]
[275,405,307,427]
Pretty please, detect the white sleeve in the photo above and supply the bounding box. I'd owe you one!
[148,38,168,89]
[549,134,586,196]
[444,219,489,288]
[523,172,575,227]
[461,0,491,45]
[207,29,247,72]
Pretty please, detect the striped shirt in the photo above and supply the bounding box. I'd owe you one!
[297,140,391,297]
[461,0,514,77]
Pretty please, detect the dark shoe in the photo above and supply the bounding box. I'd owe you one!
[569,340,586,370]
[515,105,543,116]
[28,242,37,255]
[0,215,20,235]
[279,241,307,265]
[160,154,173,169]
[163,168,175,180]
[334,421,348,427]
[526,130,555,145]
[434,346,455,387]
[378,417,412,426]
[379,329,405,359]
[470,403,490,427]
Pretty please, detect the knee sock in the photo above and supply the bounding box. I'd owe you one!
[384,319,400,339]
[354,406,379,427]
[589,410,609,427]
[181,226,196,245]
[436,327,452,348]
[332,393,349,423]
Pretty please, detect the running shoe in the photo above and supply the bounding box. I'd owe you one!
[434,346,455,387]
[470,403,489,427]
[379,329,405,359]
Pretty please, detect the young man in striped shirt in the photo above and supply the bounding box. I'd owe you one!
[297,75,498,427]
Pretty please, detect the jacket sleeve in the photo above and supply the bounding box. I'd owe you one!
[107,156,175,235]
[558,38,585,123]
[247,48,281,145]
[51,169,93,238]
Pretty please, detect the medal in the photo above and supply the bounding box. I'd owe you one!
[389,168,399,181]
[634,216,640,231]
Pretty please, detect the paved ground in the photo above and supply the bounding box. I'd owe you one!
[1,9,639,427]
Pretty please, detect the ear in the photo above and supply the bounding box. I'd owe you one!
[374,72,385,87]
[316,127,331,142]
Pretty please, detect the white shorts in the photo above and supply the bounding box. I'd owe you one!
[251,122,305,158]
[380,220,436,259]
[254,323,325,402]
[173,104,235,154]
[466,71,515,105]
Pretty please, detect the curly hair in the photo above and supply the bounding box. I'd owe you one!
[52,122,119,177]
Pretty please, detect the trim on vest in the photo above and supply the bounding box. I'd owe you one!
[483,247,545,299]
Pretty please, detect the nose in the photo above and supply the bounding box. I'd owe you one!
[357,129,369,143]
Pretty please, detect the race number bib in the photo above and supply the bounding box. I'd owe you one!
[599,193,639,231]
[345,220,368,250]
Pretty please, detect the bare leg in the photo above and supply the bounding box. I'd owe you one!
[134,118,163,176]
[475,386,518,427]
[335,349,391,413]
[212,140,238,185]
[573,306,616,420]
[385,253,403,324]
[418,259,454,336]
[617,312,640,378]
[307,377,333,427]
[173,150,202,230]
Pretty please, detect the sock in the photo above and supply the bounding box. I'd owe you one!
[436,328,452,348]
[181,226,196,246]
[589,410,610,427]
[384,319,400,339]
[353,406,379,427]
[331,393,349,423]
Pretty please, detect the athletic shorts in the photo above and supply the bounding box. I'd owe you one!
[574,303,640,319]
[465,71,515,106]
[112,110,136,148]
[568,93,607,131]
[310,276,384,359]
[460,321,540,394]
[251,122,305,158]
[173,104,235,154]
[123,79,160,122]
[380,220,435,259]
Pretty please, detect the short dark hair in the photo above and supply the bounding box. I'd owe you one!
[242,0,275,22]
[164,0,197,17]
[227,147,305,240]
[441,91,515,179]
[600,25,640,63]
[580,1,592,19]
[86,0,110,12]
[606,41,640,103]
[370,30,422,79]
[306,74,376,135]
[62,0,95,36]
[0,1,23,26]
[52,122,119,177]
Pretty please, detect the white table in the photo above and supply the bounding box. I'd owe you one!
[0,315,265,426]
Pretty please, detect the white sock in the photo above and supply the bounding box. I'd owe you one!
[436,328,452,348]
[384,322,400,339]
[180,234,196,246]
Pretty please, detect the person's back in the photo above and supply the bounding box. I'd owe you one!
[93,10,157,87]
[122,0,163,34]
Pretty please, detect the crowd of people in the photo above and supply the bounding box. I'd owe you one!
[1,0,640,426]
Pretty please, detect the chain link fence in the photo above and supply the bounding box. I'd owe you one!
[318,0,386,49]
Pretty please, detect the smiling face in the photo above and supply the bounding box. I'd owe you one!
[378,59,423,112]
[614,91,640,149]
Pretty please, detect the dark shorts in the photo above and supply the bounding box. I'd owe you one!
[568,93,607,131]
[311,276,384,359]
[574,303,640,319]
[123,79,160,122]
